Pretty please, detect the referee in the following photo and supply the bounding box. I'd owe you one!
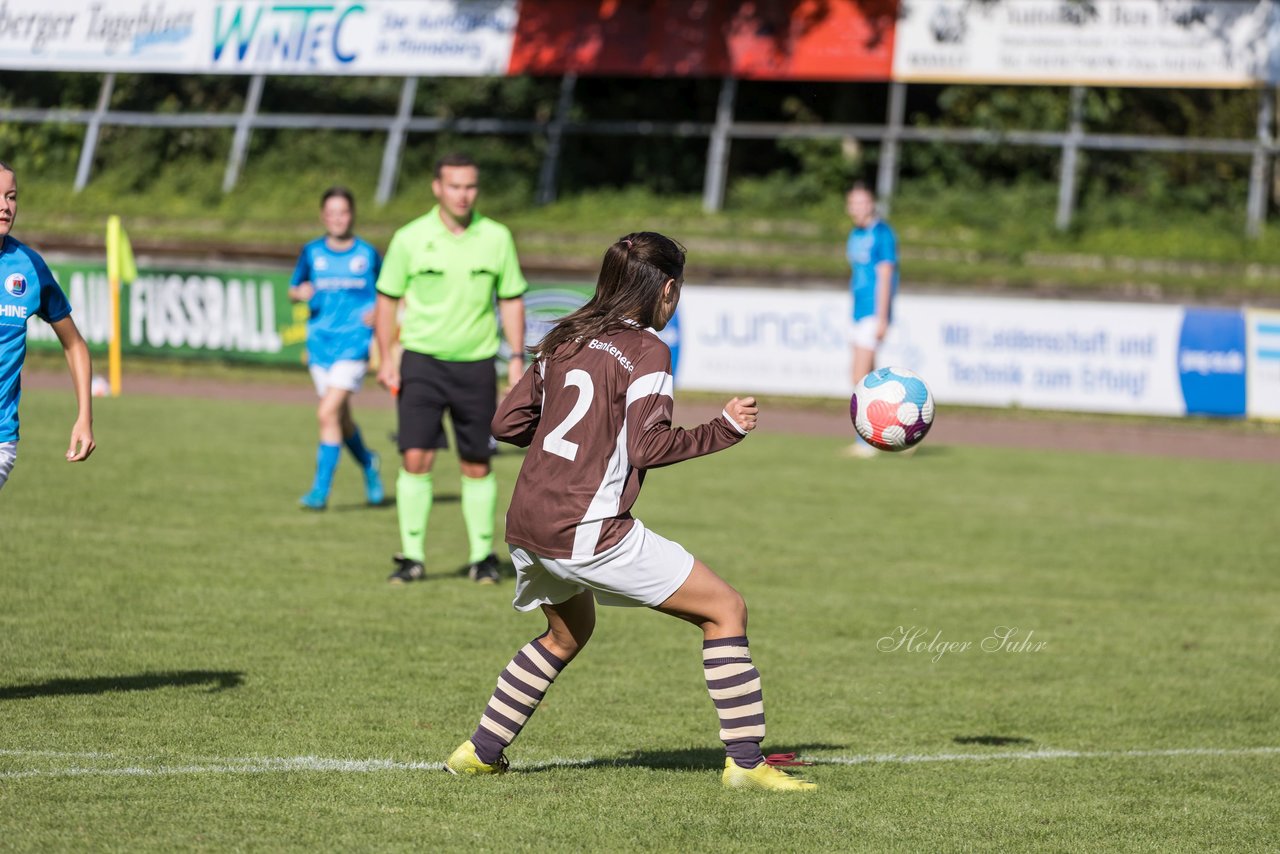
[374,153,527,585]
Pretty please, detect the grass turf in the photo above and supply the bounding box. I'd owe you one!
[2,388,1278,852]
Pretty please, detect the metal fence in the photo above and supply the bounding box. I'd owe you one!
[2,73,1275,236]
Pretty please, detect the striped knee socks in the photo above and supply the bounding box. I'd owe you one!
[703,636,766,769]
[471,636,567,765]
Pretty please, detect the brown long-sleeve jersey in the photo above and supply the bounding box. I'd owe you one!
[493,325,747,560]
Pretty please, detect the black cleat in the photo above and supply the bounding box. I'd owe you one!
[467,553,501,585]
[388,553,426,584]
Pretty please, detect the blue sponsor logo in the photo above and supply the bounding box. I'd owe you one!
[1178,308,1246,416]
[213,3,365,67]
[699,309,846,350]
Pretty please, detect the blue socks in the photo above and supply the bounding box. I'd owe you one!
[307,430,378,507]
[310,443,341,498]
[344,428,374,468]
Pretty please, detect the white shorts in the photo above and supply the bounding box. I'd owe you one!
[850,316,882,351]
[0,441,16,491]
[309,360,368,396]
[510,520,695,612]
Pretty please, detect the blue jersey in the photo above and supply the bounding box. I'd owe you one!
[290,237,381,368]
[846,220,899,321]
[1,237,71,443]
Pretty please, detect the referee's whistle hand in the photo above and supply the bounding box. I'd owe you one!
[377,362,400,394]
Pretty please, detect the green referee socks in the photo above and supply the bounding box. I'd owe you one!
[396,470,433,562]
[460,472,498,563]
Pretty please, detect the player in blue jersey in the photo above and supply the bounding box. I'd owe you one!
[0,161,95,491]
[845,181,899,458]
[289,186,384,510]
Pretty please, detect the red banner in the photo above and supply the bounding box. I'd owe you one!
[507,0,897,81]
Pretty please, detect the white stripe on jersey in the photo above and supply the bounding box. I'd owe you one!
[571,370,674,559]
[626,371,673,407]
[572,425,629,559]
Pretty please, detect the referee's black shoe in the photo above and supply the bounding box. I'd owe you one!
[388,554,426,584]
[467,554,501,585]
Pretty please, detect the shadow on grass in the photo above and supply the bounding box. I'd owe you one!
[381,558,516,584]
[327,494,459,513]
[0,670,245,700]
[952,735,1034,746]
[882,443,952,460]
[520,743,843,774]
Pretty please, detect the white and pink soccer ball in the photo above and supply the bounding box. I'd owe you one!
[850,366,935,452]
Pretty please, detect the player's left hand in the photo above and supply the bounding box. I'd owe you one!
[725,396,758,432]
[66,419,95,462]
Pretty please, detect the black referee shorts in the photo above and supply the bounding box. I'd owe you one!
[397,350,498,461]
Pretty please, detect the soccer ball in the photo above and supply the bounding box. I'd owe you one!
[850,366,935,452]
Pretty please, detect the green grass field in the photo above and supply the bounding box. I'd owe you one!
[3,388,1278,852]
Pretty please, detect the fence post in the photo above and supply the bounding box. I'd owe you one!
[1055,85,1086,232]
[702,75,738,213]
[876,81,906,216]
[376,77,418,206]
[222,74,266,194]
[1246,85,1274,239]
[537,72,578,206]
[73,72,116,193]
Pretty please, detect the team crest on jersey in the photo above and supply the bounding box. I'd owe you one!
[349,255,369,274]
[849,233,873,265]
[313,256,330,272]
[4,273,27,297]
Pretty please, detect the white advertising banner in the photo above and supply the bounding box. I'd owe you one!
[0,0,518,75]
[1246,308,1280,418]
[675,286,852,398]
[882,294,1187,415]
[893,0,1280,87]
[675,287,1248,417]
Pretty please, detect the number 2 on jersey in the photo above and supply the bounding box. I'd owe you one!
[542,369,594,461]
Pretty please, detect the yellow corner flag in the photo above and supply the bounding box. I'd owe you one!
[105,215,137,397]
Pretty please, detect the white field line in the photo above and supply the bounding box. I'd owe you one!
[820,746,1280,765]
[0,749,110,759]
[0,746,1277,780]
[0,755,442,780]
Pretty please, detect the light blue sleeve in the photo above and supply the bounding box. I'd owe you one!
[361,242,380,307]
[872,225,898,267]
[34,254,71,324]
[290,245,312,287]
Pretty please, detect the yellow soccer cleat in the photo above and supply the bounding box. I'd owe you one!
[445,740,509,776]
[721,757,817,792]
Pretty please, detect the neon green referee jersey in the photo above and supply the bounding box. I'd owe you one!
[376,206,528,362]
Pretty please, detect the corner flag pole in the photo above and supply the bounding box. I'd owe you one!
[105,215,137,397]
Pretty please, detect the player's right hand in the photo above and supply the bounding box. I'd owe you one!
[290,282,315,302]
[725,396,758,432]
[377,361,400,396]
[66,418,96,462]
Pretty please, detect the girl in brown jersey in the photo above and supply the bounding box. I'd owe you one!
[445,232,816,791]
